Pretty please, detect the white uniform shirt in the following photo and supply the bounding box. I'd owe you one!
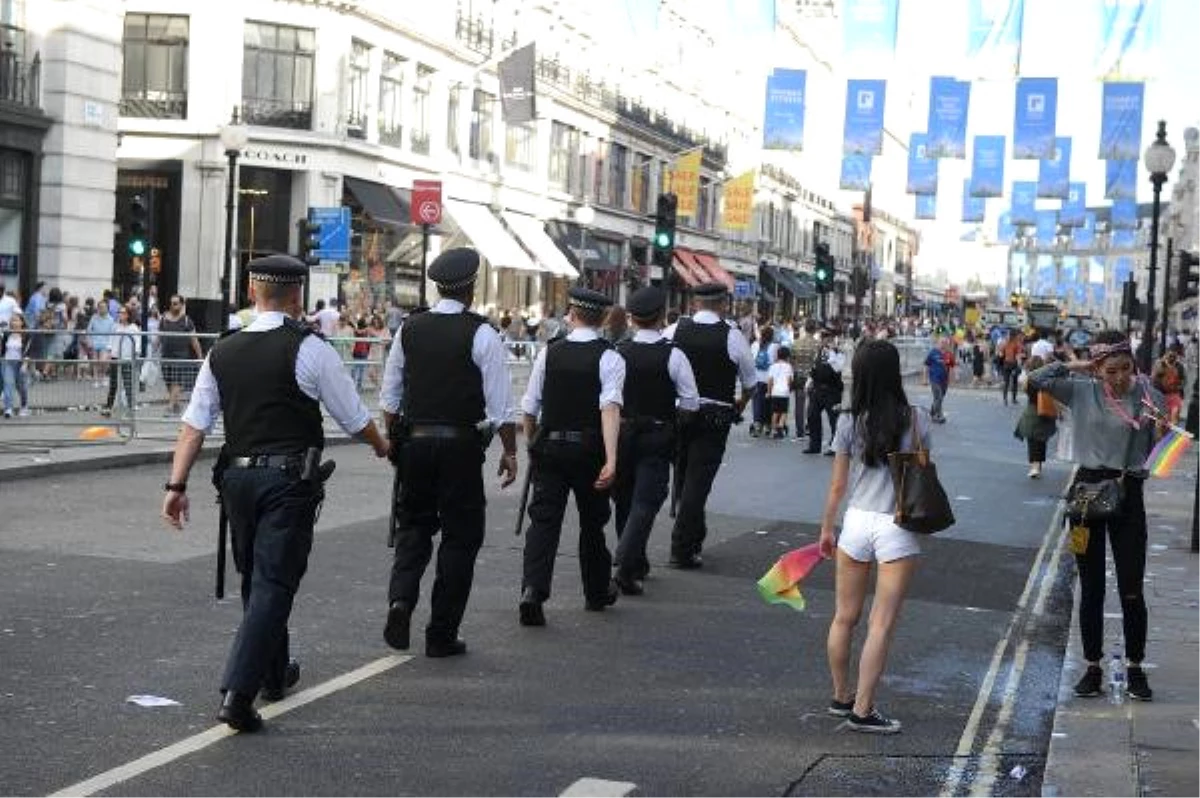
[378,298,515,427]
[663,310,757,405]
[630,329,701,411]
[521,326,625,416]
[181,311,372,435]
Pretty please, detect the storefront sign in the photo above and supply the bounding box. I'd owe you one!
[411,180,443,225]
[0,253,17,276]
[240,149,309,166]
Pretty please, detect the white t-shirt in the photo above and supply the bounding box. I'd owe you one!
[1030,339,1054,360]
[0,294,17,326]
[3,331,23,360]
[310,307,340,337]
[767,361,794,398]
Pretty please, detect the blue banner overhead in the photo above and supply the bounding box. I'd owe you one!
[1073,212,1096,247]
[962,179,986,222]
[1036,210,1058,247]
[906,133,938,194]
[1013,78,1057,159]
[1098,82,1145,160]
[843,79,887,155]
[763,69,807,151]
[997,211,1015,245]
[1114,256,1134,285]
[843,0,899,58]
[966,0,1024,78]
[1060,182,1087,227]
[1010,180,1037,225]
[1090,282,1106,306]
[916,193,937,220]
[1111,197,1139,229]
[1035,256,1055,296]
[926,77,971,159]
[969,135,1006,197]
[840,154,873,191]
[1096,0,1161,78]
[1112,229,1137,248]
[1105,159,1137,200]
[1036,137,1072,199]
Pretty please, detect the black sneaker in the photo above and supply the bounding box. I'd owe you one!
[1073,665,1104,697]
[827,697,855,717]
[1126,666,1153,701]
[846,707,901,734]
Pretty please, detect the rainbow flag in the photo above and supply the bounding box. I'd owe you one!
[1144,428,1194,478]
[757,543,826,611]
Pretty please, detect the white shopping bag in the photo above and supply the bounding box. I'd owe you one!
[1055,408,1074,463]
[140,359,161,389]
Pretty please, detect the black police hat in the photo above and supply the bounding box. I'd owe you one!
[428,247,480,291]
[567,286,613,312]
[626,286,666,320]
[246,253,308,284]
[692,281,729,299]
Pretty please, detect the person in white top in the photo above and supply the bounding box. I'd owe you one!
[306,299,341,338]
[0,285,18,328]
[766,345,795,439]
[101,305,141,416]
[1029,333,1055,362]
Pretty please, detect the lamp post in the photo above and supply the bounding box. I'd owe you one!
[574,202,595,291]
[218,108,249,331]
[1140,120,1176,372]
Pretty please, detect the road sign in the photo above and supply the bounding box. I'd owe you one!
[149,247,162,274]
[412,179,442,225]
[309,206,351,263]
[733,279,754,299]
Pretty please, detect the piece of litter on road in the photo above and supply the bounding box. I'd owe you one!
[560,778,637,797]
[756,530,769,535]
[125,695,181,707]
[1051,732,1067,738]
[1009,765,1027,781]
[955,496,973,501]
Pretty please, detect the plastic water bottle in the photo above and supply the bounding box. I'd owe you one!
[1109,654,1126,705]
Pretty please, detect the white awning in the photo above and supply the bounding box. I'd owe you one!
[500,211,579,278]
[443,199,536,271]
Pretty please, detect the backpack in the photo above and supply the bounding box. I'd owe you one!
[755,346,771,371]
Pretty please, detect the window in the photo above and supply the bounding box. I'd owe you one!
[0,149,24,202]
[592,140,605,205]
[379,52,404,147]
[446,86,460,154]
[630,153,650,213]
[549,121,579,193]
[243,21,314,129]
[469,89,494,161]
[697,177,711,230]
[347,39,370,138]
[121,13,189,119]
[505,122,534,171]
[411,64,433,154]
[606,143,627,209]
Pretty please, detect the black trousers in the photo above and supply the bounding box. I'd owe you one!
[106,361,134,409]
[221,468,321,697]
[1027,438,1048,463]
[793,386,807,436]
[1074,474,1148,663]
[1002,364,1021,403]
[806,393,839,449]
[670,420,730,559]
[612,427,672,579]
[522,441,612,603]
[388,437,485,643]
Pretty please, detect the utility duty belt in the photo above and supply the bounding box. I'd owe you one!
[545,429,601,444]
[407,424,481,441]
[225,448,329,483]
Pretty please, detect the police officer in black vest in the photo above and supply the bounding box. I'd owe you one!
[378,248,519,657]
[611,286,699,595]
[161,254,390,733]
[518,286,626,626]
[663,282,757,568]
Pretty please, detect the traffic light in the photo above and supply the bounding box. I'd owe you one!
[297,217,321,266]
[814,242,834,293]
[128,194,148,257]
[1178,251,1199,300]
[652,192,677,268]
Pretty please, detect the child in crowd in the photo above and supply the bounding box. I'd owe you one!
[766,345,794,439]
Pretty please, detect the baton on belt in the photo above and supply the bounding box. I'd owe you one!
[215,502,227,599]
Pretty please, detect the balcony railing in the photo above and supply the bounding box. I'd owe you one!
[455,8,516,57]
[379,124,403,148]
[411,130,430,155]
[346,114,366,140]
[120,91,186,120]
[243,97,312,130]
[0,48,40,111]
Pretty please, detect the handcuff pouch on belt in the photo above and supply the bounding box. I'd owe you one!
[697,404,737,430]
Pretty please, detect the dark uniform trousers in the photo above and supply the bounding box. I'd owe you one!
[670,413,731,559]
[806,391,840,448]
[522,441,613,603]
[389,437,486,643]
[612,425,672,579]
[221,467,321,697]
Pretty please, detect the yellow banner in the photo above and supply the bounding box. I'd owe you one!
[721,170,755,231]
[670,149,702,218]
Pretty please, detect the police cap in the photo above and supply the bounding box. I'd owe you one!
[692,281,729,299]
[626,286,666,320]
[428,247,480,291]
[567,286,613,312]
[246,254,308,284]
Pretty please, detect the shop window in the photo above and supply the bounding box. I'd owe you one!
[411,64,433,154]
[121,13,188,119]
[379,52,404,147]
[347,39,370,139]
[505,122,534,171]
[242,20,314,129]
[469,88,495,162]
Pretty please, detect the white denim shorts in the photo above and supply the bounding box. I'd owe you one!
[838,506,922,563]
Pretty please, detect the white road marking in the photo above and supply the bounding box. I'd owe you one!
[560,777,638,796]
[49,655,412,797]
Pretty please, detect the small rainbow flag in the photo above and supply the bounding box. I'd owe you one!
[1144,428,1194,478]
[757,543,826,611]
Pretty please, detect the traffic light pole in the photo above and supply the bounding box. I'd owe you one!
[419,223,430,309]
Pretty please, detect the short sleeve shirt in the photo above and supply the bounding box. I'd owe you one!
[832,408,933,513]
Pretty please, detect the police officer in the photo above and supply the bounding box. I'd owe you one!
[663,282,756,568]
[161,254,390,733]
[518,286,626,626]
[379,248,518,657]
[611,286,699,595]
[802,328,844,455]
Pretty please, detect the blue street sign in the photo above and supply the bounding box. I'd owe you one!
[734,279,754,299]
[309,206,351,262]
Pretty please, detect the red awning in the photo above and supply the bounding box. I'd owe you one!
[672,249,704,286]
[690,251,736,291]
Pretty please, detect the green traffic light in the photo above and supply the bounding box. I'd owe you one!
[654,231,672,248]
[816,268,827,280]
[129,239,147,257]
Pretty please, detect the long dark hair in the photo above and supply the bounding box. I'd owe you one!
[850,339,910,468]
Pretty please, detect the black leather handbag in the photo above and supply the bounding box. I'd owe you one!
[1065,477,1124,523]
[888,410,956,534]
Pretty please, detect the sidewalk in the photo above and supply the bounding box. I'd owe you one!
[1042,465,1200,797]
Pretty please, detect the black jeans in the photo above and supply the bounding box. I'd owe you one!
[106,361,135,409]
[1074,473,1147,663]
[388,437,486,643]
[1002,364,1021,404]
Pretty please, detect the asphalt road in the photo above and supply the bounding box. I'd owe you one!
[0,384,1077,797]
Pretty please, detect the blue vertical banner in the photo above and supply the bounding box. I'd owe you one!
[1098,82,1145,160]
[966,0,1024,78]
[1112,229,1137,249]
[843,0,899,58]
[1105,159,1137,199]
[962,179,986,222]
[763,69,807,151]
[997,211,1015,245]
[839,154,873,190]
[1110,198,1139,229]
[1036,136,1072,199]
[926,77,971,159]
[1096,0,1162,78]
[1114,256,1134,285]
[1072,212,1096,247]
[1035,255,1056,296]
[1060,182,1087,227]
[1013,77,1058,159]
[843,79,887,155]
[969,135,1006,197]
[1090,282,1106,306]
[1061,255,1079,302]
[916,194,938,220]
[1036,210,1058,247]
[1010,180,1037,225]
[906,133,938,194]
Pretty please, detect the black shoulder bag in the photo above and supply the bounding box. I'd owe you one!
[888,410,956,534]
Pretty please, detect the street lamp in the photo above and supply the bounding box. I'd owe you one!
[574,203,595,289]
[1140,120,1176,372]
[218,107,249,331]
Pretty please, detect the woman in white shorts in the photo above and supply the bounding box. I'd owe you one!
[818,339,931,734]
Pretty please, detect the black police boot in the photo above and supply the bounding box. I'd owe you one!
[217,691,262,733]
[518,587,546,627]
[612,571,644,596]
[260,659,301,702]
[383,601,412,650]
[585,580,620,611]
[668,552,703,570]
[425,637,468,658]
